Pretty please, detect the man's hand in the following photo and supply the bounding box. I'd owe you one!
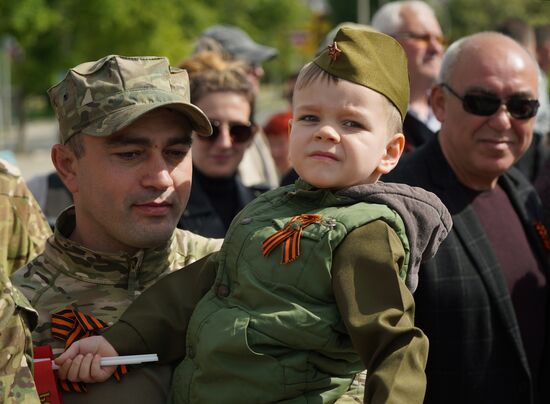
[54,335,118,383]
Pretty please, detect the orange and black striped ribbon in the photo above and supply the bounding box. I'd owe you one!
[534,221,550,251]
[51,309,128,393]
[262,214,322,263]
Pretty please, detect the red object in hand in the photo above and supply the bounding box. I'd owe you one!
[33,345,63,404]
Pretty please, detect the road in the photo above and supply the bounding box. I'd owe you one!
[1,118,57,181]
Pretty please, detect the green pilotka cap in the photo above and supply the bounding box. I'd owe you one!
[314,26,410,121]
[48,55,212,143]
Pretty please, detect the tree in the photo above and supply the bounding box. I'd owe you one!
[1,0,312,97]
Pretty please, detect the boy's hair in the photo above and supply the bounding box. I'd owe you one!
[295,62,403,136]
[179,51,255,108]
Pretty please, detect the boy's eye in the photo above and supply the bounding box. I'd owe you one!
[342,120,364,129]
[299,114,319,122]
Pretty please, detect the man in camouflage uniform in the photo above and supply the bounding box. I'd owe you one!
[11,55,221,403]
[1,159,50,402]
[0,159,51,275]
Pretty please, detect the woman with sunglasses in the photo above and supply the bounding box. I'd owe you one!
[176,52,269,238]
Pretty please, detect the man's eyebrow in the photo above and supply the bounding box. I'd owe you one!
[105,135,152,147]
[465,86,499,96]
[509,91,537,99]
[104,133,192,148]
[166,134,192,147]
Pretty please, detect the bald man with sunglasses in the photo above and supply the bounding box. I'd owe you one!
[385,32,550,404]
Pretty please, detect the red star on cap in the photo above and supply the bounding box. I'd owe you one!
[327,41,342,62]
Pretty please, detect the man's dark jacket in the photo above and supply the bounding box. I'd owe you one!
[403,113,435,151]
[384,135,550,404]
[177,173,266,238]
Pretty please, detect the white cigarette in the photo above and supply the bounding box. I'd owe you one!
[35,354,159,370]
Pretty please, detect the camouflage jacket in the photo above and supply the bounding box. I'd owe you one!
[11,207,222,351]
[0,159,46,403]
[0,159,51,275]
[0,271,40,404]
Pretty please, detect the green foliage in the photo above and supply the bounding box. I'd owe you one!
[326,0,550,44]
[443,0,550,40]
[0,0,312,97]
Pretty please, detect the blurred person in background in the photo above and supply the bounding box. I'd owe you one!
[536,24,550,74]
[0,157,51,402]
[0,159,51,274]
[372,0,445,151]
[263,110,292,180]
[496,18,550,182]
[194,24,280,189]
[177,52,268,238]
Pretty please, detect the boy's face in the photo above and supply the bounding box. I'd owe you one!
[289,76,404,189]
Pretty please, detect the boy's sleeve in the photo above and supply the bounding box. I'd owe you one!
[332,220,428,404]
[102,253,218,364]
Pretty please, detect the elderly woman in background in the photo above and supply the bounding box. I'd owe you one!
[177,52,268,238]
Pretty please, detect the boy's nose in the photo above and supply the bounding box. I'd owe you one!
[315,125,340,142]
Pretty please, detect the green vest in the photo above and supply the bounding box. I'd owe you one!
[171,183,410,403]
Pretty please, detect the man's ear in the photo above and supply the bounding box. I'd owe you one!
[287,119,292,136]
[430,84,446,123]
[377,133,405,175]
[51,144,79,194]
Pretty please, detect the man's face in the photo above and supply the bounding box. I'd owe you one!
[395,7,445,87]
[289,77,403,189]
[66,108,193,253]
[434,37,539,189]
[192,92,253,178]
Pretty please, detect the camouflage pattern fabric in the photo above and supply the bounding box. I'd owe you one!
[11,207,221,350]
[0,274,39,403]
[0,159,47,403]
[47,55,211,144]
[0,159,51,275]
[335,370,366,403]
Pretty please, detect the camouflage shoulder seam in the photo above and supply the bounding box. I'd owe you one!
[0,158,21,178]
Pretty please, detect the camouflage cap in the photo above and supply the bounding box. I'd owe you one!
[48,55,212,143]
[314,27,410,121]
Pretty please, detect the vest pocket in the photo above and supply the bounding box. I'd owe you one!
[176,306,286,403]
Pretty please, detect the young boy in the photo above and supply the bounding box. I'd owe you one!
[55,27,451,403]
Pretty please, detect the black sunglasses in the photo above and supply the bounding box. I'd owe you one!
[202,119,258,144]
[441,83,539,120]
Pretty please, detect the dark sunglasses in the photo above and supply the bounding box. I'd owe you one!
[201,119,258,144]
[441,83,539,120]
